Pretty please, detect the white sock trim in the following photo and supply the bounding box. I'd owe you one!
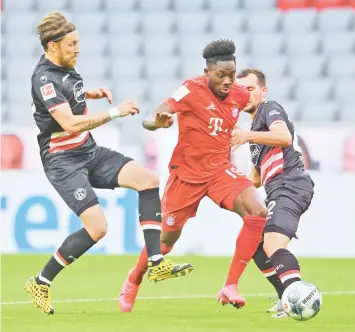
[148,254,164,262]
[38,272,52,285]
[53,252,67,267]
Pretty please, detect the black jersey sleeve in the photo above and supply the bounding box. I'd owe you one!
[262,101,289,129]
[33,72,69,112]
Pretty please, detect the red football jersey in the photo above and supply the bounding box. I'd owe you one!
[164,75,250,183]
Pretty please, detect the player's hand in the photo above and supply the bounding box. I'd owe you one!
[155,112,174,128]
[85,88,113,104]
[117,100,140,117]
[230,128,251,151]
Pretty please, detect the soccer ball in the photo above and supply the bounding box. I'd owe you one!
[281,281,322,321]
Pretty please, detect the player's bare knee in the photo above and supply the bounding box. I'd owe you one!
[250,205,267,218]
[263,241,278,257]
[137,172,160,191]
[87,222,107,241]
[263,233,288,257]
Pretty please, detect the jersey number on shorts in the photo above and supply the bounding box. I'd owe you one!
[267,200,276,216]
[225,167,245,179]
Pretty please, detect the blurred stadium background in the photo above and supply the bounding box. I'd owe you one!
[1,1,355,331]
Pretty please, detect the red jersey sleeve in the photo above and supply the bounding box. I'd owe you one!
[164,81,192,113]
[235,84,250,109]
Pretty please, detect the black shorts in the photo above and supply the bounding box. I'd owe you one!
[264,171,314,239]
[44,146,133,216]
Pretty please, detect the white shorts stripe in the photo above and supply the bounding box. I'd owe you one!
[280,273,301,283]
[53,252,67,267]
[141,225,162,231]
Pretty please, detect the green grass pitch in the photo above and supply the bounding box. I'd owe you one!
[1,255,355,332]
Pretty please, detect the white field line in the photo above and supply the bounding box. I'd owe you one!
[1,291,355,306]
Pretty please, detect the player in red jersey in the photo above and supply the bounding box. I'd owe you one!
[119,40,267,312]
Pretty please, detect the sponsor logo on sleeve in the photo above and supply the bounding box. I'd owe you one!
[73,80,85,103]
[40,83,57,101]
[40,76,47,83]
[269,110,280,116]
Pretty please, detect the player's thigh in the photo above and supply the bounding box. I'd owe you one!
[162,174,206,234]
[45,158,99,217]
[232,186,267,218]
[264,194,304,242]
[117,160,160,191]
[88,147,136,190]
[207,165,265,217]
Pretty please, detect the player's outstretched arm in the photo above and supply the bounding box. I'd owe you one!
[142,103,174,131]
[85,88,113,103]
[247,121,292,147]
[248,164,261,188]
[231,122,292,151]
[51,101,140,134]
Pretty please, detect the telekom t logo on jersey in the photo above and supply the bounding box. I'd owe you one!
[209,117,228,136]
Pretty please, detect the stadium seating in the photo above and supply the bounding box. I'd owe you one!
[1,0,355,126]
[110,35,143,58]
[285,33,321,55]
[244,0,276,9]
[208,0,240,11]
[282,9,318,32]
[3,0,35,12]
[173,0,206,12]
[318,8,354,31]
[300,101,338,121]
[142,12,176,34]
[70,0,103,12]
[247,10,282,32]
[140,0,171,11]
[322,33,355,54]
[104,0,137,11]
[107,13,141,34]
[143,36,177,57]
[340,103,355,122]
[250,33,284,55]
[295,78,334,103]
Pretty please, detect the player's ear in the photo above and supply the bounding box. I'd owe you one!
[204,68,208,76]
[261,86,268,99]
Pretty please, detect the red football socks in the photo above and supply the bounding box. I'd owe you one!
[224,216,266,286]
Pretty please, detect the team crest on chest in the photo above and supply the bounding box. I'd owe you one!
[232,107,239,118]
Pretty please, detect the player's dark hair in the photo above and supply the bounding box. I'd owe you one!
[237,69,266,87]
[202,39,236,66]
[37,11,76,50]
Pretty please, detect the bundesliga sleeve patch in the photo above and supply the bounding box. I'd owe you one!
[40,83,57,101]
[171,85,190,102]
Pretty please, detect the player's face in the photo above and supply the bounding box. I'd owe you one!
[236,74,267,114]
[56,31,80,69]
[205,60,236,99]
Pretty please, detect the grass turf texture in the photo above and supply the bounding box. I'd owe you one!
[1,255,355,332]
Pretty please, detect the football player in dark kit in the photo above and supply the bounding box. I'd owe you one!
[232,69,315,318]
[25,11,193,315]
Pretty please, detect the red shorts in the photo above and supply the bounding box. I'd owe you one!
[162,165,253,231]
